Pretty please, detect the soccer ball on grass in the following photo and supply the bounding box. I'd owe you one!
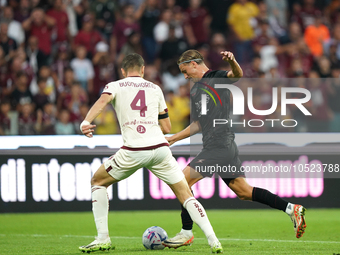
[142,226,168,250]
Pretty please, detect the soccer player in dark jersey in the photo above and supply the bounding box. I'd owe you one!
[162,50,307,249]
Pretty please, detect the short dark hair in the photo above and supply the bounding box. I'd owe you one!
[121,53,144,73]
[16,71,26,79]
[37,77,47,84]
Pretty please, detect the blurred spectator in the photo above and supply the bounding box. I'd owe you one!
[306,71,332,132]
[157,25,188,69]
[135,0,160,63]
[205,0,229,34]
[173,6,186,38]
[118,0,144,10]
[74,0,90,31]
[253,18,273,54]
[22,8,56,57]
[33,66,58,103]
[2,56,33,99]
[324,23,340,61]
[63,82,88,116]
[31,0,50,10]
[51,43,71,90]
[110,4,140,58]
[328,41,340,67]
[46,0,70,47]
[26,35,48,75]
[0,22,17,61]
[165,86,190,133]
[143,64,162,85]
[33,78,50,110]
[0,46,8,96]
[184,0,211,46]
[37,102,57,135]
[10,71,33,110]
[61,67,75,92]
[329,67,340,131]
[90,0,118,41]
[18,102,38,135]
[154,9,179,44]
[259,37,284,74]
[265,0,287,29]
[207,33,227,70]
[70,45,94,92]
[0,99,11,135]
[57,67,76,110]
[2,6,25,46]
[312,56,332,78]
[288,58,305,77]
[55,108,75,135]
[73,13,103,58]
[92,41,115,102]
[4,0,19,12]
[71,103,89,134]
[94,105,119,134]
[325,0,340,24]
[228,0,259,64]
[304,15,330,57]
[13,0,31,23]
[64,0,81,37]
[258,1,286,40]
[243,55,262,78]
[284,37,313,77]
[283,21,303,45]
[291,0,322,30]
[162,60,187,92]
[117,30,143,67]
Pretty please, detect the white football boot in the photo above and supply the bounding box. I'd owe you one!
[79,237,113,253]
[290,204,307,238]
[162,231,194,249]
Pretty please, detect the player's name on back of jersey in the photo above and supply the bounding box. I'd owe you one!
[119,81,156,89]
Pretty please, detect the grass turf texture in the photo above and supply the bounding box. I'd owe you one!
[0,209,339,255]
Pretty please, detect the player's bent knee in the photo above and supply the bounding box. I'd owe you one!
[91,175,100,186]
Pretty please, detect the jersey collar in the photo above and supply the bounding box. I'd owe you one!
[202,69,213,78]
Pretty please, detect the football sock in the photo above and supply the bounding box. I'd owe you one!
[183,197,218,245]
[180,229,193,238]
[252,187,288,212]
[181,204,194,230]
[285,202,294,215]
[91,185,109,241]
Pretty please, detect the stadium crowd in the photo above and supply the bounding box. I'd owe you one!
[0,0,340,135]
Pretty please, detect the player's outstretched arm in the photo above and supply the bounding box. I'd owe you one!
[80,93,113,138]
[166,121,201,145]
[220,51,243,79]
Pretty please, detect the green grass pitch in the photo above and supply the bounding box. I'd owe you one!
[0,209,339,255]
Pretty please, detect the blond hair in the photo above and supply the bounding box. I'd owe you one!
[177,50,204,65]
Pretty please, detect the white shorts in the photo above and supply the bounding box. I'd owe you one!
[103,146,184,185]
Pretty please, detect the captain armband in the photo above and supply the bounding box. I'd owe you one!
[158,112,169,119]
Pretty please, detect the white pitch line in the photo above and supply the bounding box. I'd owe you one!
[0,234,339,244]
[217,238,340,244]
